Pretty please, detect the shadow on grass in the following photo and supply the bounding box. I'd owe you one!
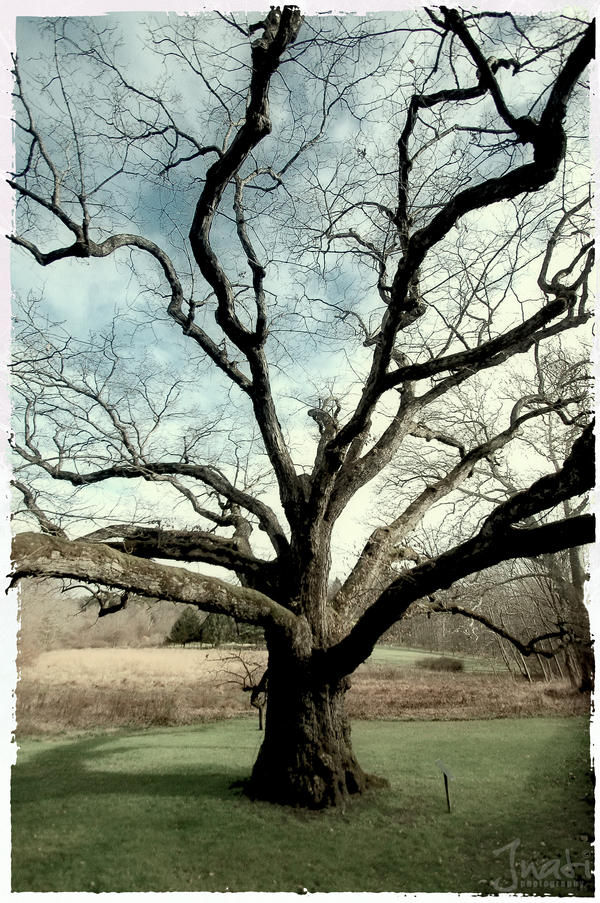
[12,732,250,806]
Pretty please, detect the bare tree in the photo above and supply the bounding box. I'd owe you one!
[9,8,595,808]
[219,647,268,730]
[381,342,593,687]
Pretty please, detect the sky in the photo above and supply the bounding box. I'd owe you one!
[1,2,599,899]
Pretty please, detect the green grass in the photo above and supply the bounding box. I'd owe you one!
[368,644,504,671]
[12,717,592,893]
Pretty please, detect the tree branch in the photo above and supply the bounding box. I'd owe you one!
[188,7,304,515]
[7,222,253,393]
[333,401,575,614]
[11,446,290,559]
[11,480,66,538]
[321,19,594,462]
[429,601,568,658]
[82,524,279,594]
[324,423,594,677]
[11,532,297,632]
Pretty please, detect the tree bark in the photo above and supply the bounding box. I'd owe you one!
[245,641,385,808]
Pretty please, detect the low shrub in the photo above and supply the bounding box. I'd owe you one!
[415,656,464,672]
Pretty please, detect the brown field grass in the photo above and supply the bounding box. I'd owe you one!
[348,663,588,720]
[16,647,264,734]
[15,647,588,735]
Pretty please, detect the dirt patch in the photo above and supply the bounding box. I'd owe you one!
[14,647,589,735]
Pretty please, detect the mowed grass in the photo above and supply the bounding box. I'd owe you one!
[12,717,593,894]
[367,644,502,671]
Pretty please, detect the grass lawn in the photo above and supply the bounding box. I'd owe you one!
[368,644,503,672]
[12,717,592,894]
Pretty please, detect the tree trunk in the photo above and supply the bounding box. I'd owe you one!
[566,640,594,693]
[245,648,385,808]
[578,644,594,693]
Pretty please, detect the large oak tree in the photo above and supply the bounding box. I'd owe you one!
[9,7,595,807]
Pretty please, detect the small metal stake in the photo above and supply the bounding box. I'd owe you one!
[443,772,451,813]
[435,760,454,813]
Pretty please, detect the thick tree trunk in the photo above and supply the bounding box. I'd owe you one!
[245,646,385,808]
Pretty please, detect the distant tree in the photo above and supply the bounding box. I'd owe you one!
[200,612,264,646]
[234,620,265,646]
[167,607,203,646]
[199,612,235,647]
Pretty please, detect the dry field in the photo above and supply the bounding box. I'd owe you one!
[14,646,588,735]
[348,663,588,720]
[16,647,261,734]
